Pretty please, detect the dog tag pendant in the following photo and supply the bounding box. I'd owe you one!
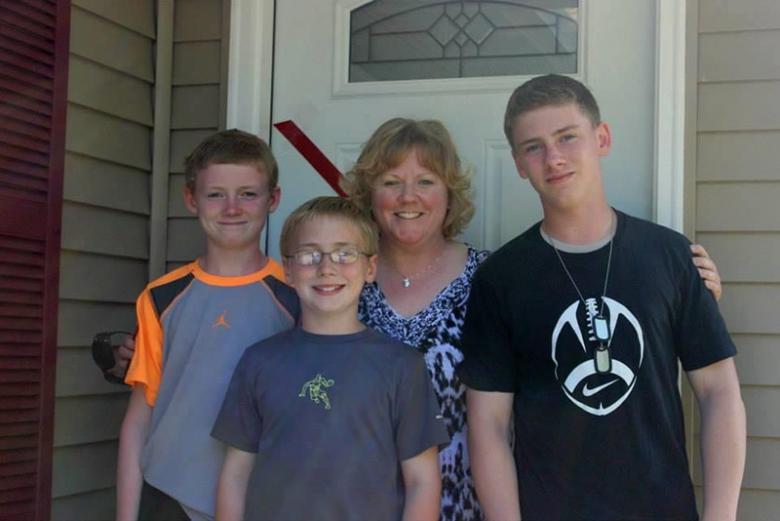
[594,315,610,343]
[594,345,612,374]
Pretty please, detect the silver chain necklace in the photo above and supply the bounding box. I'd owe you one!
[387,251,445,289]
[550,235,614,374]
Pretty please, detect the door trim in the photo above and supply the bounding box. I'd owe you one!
[226,0,275,141]
[654,0,686,231]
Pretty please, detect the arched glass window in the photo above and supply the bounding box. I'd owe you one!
[349,0,579,82]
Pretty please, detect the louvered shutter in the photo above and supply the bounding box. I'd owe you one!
[0,1,70,520]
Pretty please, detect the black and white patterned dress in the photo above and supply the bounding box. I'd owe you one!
[359,246,489,521]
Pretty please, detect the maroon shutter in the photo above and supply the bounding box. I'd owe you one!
[0,1,70,520]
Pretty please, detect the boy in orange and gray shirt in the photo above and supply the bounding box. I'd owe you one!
[116,130,298,521]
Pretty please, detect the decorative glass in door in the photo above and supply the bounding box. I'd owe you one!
[349,0,579,82]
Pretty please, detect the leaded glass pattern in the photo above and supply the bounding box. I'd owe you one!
[349,0,579,82]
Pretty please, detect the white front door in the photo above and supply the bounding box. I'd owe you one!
[264,0,660,259]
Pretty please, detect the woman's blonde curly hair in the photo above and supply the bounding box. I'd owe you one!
[345,118,474,239]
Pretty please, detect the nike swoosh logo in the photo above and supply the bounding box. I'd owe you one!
[582,379,619,397]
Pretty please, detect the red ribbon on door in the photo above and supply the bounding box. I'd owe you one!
[273,120,348,197]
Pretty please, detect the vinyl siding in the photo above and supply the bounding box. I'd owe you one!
[52,1,229,517]
[689,0,780,517]
[52,2,154,519]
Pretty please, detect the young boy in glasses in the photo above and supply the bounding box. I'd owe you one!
[212,196,448,521]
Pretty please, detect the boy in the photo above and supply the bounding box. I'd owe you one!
[460,75,745,521]
[212,197,448,521]
[117,130,299,521]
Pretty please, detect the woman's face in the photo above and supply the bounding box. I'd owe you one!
[370,148,449,247]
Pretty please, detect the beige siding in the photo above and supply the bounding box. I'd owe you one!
[168,173,189,217]
[53,2,229,513]
[696,183,780,231]
[51,487,115,521]
[690,0,780,516]
[72,0,154,38]
[63,154,150,214]
[171,85,220,128]
[69,6,154,82]
[52,441,118,498]
[694,234,780,282]
[699,30,780,82]
[697,132,780,181]
[68,56,154,126]
[53,2,155,517]
[700,0,780,32]
[698,81,780,131]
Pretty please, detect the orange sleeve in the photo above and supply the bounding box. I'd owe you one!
[124,288,163,406]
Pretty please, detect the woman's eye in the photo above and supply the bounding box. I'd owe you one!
[381,179,400,187]
[419,178,436,186]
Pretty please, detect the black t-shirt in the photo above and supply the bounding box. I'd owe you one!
[459,211,736,521]
[212,327,449,521]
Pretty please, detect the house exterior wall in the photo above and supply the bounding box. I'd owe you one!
[52,1,228,518]
[52,1,155,518]
[688,0,780,518]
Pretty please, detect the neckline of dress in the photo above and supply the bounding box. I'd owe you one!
[367,246,479,322]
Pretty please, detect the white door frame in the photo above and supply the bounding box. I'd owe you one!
[226,0,686,232]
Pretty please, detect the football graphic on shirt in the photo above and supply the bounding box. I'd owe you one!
[551,297,644,416]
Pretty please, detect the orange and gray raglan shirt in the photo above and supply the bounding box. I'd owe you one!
[124,259,299,518]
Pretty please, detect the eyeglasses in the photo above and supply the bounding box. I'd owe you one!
[285,247,370,266]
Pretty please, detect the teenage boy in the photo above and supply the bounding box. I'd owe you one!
[459,75,745,521]
[212,196,448,521]
[116,130,299,521]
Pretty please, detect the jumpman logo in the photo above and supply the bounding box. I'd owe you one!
[212,311,230,329]
[299,373,335,410]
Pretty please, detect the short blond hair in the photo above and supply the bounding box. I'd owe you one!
[345,118,474,239]
[279,196,379,257]
[184,129,278,191]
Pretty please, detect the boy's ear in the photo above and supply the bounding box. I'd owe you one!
[268,186,281,213]
[183,185,198,215]
[282,258,296,288]
[364,254,378,284]
[596,122,612,156]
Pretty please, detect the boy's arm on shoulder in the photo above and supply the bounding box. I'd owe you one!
[687,358,746,521]
[467,388,520,521]
[216,446,256,521]
[116,385,153,521]
[400,446,441,521]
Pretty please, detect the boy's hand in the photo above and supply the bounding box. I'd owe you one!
[691,244,722,302]
[108,335,136,378]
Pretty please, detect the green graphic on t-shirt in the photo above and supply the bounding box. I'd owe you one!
[298,373,335,410]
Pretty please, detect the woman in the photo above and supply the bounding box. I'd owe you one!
[348,118,485,521]
[346,117,723,521]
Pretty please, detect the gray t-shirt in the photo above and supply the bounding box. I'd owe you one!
[212,327,450,521]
